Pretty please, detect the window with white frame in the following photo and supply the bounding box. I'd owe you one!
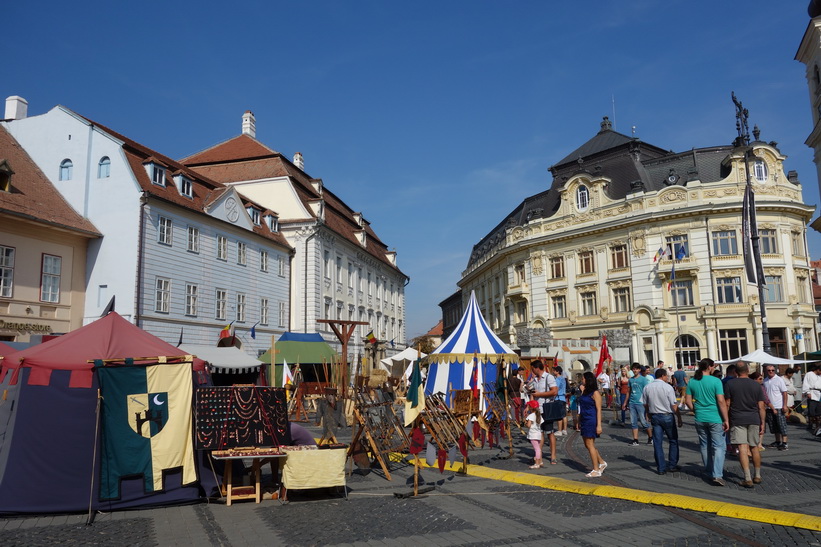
[613,286,631,312]
[185,283,198,316]
[550,256,564,279]
[675,335,701,369]
[278,255,285,276]
[358,268,364,292]
[580,290,597,316]
[236,293,246,322]
[716,276,742,304]
[759,229,777,254]
[237,242,247,265]
[665,234,688,258]
[215,289,227,320]
[279,301,286,328]
[98,157,110,178]
[324,251,331,279]
[516,301,528,323]
[551,295,566,319]
[248,208,260,225]
[0,246,14,297]
[792,231,805,256]
[671,280,694,307]
[763,275,783,303]
[579,251,595,274]
[59,159,73,181]
[187,226,199,253]
[155,277,170,313]
[753,160,768,182]
[158,216,173,245]
[179,177,192,198]
[348,263,354,288]
[217,235,227,260]
[260,298,269,325]
[610,245,628,269]
[576,185,589,211]
[40,254,61,303]
[336,256,342,286]
[260,250,268,272]
[711,230,738,255]
[368,272,372,295]
[797,276,808,304]
[151,164,165,186]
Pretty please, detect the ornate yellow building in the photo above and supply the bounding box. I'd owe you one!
[460,117,816,367]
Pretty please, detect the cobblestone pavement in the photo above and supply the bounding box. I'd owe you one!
[2,412,820,546]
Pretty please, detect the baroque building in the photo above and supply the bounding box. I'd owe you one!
[2,98,292,356]
[181,112,408,360]
[460,116,816,368]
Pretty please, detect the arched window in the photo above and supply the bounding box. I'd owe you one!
[59,159,73,181]
[576,185,589,211]
[98,157,111,178]
[675,335,701,369]
[753,160,768,183]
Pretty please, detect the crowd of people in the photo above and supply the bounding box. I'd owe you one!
[509,357,821,487]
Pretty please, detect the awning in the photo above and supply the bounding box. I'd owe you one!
[179,344,262,374]
[715,348,818,366]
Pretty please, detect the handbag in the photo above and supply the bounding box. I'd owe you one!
[542,401,565,422]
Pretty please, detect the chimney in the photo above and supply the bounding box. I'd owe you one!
[242,110,256,138]
[293,152,304,170]
[5,96,28,120]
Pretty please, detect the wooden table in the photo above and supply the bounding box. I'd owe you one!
[212,453,287,506]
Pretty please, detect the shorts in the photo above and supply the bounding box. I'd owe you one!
[541,420,555,433]
[730,424,760,447]
[765,409,788,435]
[808,400,821,418]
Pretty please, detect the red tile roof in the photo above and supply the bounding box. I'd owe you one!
[183,137,403,276]
[79,116,292,251]
[426,320,444,337]
[0,126,100,236]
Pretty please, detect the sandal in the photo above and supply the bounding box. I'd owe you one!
[550,459,558,465]
[585,470,602,478]
[529,463,542,469]
[598,461,607,471]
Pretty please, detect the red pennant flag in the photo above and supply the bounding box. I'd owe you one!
[596,334,610,377]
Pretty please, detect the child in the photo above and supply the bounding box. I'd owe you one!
[568,381,580,430]
[525,399,543,469]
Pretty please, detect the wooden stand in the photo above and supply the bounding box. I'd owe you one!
[347,391,409,480]
[215,453,286,506]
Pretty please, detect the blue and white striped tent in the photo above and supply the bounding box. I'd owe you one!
[424,291,518,407]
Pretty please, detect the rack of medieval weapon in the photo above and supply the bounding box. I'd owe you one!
[347,382,409,480]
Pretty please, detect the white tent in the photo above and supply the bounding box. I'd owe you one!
[715,348,816,366]
[380,347,427,378]
[179,344,262,374]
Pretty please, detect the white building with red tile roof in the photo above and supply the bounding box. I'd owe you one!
[181,112,408,359]
[2,99,293,356]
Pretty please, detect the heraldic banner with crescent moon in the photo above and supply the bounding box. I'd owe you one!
[97,363,196,500]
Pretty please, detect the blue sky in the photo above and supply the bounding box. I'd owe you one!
[6,1,821,338]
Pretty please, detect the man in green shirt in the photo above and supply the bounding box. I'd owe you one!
[685,358,729,486]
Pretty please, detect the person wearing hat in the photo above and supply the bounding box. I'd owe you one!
[524,399,544,469]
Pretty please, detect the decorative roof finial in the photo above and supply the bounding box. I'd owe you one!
[600,116,612,132]
[752,124,760,141]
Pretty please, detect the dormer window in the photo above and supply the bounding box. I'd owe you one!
[247,207,261,225]
[265,214,279,232]
[151,164,165,186]
[98,157,110,178]
[59,159,73,181]
[576,184,590,212]
[0,160,13,192]
[753,160,768,183]
[174,174,193,197]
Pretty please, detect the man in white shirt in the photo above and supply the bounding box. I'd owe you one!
[530,360,558,464]
[598,367,612,408]
[762,366,789,450]
[642,369,682,475]
[803,363,821,435]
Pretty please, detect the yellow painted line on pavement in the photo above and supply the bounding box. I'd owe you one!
[408,458,821,532]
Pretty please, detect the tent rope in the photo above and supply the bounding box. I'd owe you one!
[86,389,102,526]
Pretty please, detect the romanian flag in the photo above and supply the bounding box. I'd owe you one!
[653,245,670,262]
[97,362,197,500]
[667,262,676,292]
[365,330,377,344]
[219,321,233,339]
[469,357,480,399]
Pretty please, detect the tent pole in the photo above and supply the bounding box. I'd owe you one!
[86,388,102,526]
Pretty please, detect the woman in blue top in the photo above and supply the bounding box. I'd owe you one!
[579,371,605,477]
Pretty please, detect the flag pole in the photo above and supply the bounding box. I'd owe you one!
[733,92,770,353]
